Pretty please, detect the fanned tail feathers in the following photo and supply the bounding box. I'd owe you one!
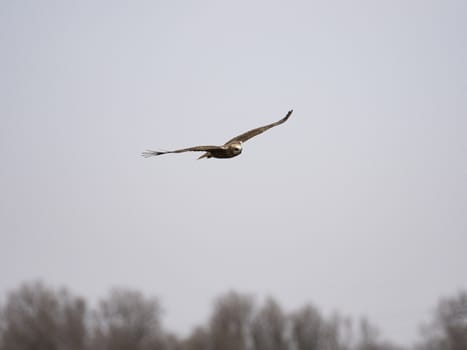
[141,149,169,158]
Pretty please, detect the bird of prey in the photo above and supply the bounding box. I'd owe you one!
[142,110,293,160]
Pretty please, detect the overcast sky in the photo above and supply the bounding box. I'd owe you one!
[1,0,466,346]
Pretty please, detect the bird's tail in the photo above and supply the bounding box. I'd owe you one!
[141,149,170,158]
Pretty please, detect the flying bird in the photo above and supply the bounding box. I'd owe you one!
[142,109,293,160]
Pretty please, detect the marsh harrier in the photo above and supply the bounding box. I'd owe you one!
[142,110,293,160]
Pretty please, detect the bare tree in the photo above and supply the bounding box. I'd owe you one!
[182,326,212,350]
[290,304,326,350]
[251,297,288,350]
[91,288,164,350]
[162,333,183,350]
[289,304,360,350]
[209,291,254,350]
[0,281,87,350]
[319,313,355,350]
[0,304,5,350]
[355,318,381,350]
[417,290,467,350]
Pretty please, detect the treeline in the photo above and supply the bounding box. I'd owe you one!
[0,282,465,350]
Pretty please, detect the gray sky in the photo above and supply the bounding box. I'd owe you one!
[1,0,466,346]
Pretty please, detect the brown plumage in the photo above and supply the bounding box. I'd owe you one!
[142,109,293,159]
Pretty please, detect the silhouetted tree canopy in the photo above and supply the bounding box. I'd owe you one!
[0,281,86,350]
[91,288,164,350]
[417,291,467,350]
[0,281,464,350]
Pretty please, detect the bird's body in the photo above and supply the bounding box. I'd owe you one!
[197,141,243,159]
[142,110,292,160]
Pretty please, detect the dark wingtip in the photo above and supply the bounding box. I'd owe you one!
[282,109,293,122]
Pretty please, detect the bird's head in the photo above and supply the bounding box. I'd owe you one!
[230,141,243,155]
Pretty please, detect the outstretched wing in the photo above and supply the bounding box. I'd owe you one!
[224,109,293,145]
[142,145,222,158]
